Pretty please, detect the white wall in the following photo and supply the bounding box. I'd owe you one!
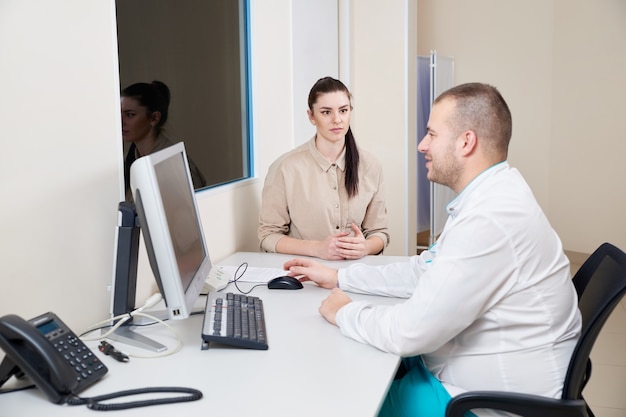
[0,1,122,329]
[292,0,339,146]
[549,0,626,253]
[418,0,626,254]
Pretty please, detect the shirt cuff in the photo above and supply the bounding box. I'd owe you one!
[337,268,347,289]
[260,234,285,253]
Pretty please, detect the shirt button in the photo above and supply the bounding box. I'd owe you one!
[333,186,337,190]
[336,225,340,230]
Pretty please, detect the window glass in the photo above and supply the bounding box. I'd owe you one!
[116,0,252,190]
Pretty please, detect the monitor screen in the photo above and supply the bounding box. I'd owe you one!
[129,142,211,320]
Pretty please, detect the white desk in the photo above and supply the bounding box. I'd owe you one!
[1,252,408,416]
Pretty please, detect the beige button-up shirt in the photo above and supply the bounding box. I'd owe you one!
[258,137,389,252]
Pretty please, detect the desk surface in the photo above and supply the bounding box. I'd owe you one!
[1,252,408,416]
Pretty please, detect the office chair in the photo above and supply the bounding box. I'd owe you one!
[446,242,626,417]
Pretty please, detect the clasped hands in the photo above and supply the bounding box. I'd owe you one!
[283,258,352,326]
[317,223,368,260]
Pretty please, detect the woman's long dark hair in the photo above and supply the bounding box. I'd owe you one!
[308,77,360,198]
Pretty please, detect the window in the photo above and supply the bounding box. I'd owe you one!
[116,0,252,190]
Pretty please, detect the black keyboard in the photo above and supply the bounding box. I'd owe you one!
[201,292,268,350]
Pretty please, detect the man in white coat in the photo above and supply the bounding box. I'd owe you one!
[283,82,581,417]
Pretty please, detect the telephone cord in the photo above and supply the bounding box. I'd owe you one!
[66,386,202,410]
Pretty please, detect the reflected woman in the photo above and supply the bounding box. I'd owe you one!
[121,80,206,201]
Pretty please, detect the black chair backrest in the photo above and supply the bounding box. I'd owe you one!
[562,243,626,400]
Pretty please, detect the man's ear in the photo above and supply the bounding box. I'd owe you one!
[150,111,162,127]
[460,130,478,156]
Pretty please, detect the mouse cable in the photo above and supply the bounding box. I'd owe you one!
[66,386,202,411]
[230,262,266,295]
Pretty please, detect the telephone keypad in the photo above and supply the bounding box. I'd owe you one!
[51,333,106,386]
[33,312,108,391]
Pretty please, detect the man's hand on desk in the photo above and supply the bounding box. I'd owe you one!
[283,258,339,289]
[283,258,352,326]
[319,288,352,326]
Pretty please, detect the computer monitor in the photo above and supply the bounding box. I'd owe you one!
[109,142,211,351]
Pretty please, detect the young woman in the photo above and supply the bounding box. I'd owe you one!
[258,77,389,260]
[121,80,206,201]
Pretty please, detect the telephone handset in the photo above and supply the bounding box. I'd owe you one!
[0,312,108,404]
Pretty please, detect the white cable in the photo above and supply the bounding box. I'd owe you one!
[81,313,132,341]
[79,293,183,357]
[81,293,163,339]
[136,293,164,311]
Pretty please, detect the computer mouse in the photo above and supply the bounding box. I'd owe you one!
[267,275,304,290]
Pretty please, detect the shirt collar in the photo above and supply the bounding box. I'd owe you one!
[446,161,509,217]
[307,136,346,172]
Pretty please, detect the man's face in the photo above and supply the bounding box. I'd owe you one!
[418,99,462,190]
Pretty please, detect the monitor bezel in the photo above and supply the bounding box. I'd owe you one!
[129,142,210,320]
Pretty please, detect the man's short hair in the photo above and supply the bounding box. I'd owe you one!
[435,83,512,156]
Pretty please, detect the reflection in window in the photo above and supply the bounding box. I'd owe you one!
[116,0,252,190]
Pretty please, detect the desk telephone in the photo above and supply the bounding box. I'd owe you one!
[0,311,108,404]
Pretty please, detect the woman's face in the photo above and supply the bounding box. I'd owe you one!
[308,91,352,145]
[120,97,158,143]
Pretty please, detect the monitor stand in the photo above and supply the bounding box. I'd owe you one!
[108,202,166,353]
[105,319,167,353]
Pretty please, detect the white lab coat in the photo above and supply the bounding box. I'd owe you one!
[336,162,581,405]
